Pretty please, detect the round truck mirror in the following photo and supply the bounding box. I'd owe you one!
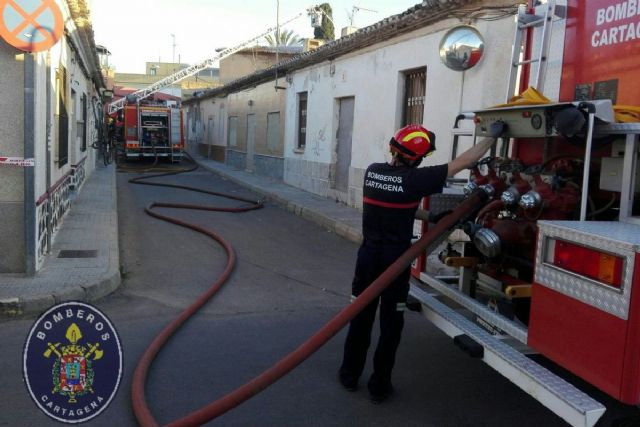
[439,26,485,71]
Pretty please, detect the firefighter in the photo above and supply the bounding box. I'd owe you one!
[107,117,115,140]
[339,121,506,403]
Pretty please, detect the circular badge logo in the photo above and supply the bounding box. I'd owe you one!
[23,301,123,423]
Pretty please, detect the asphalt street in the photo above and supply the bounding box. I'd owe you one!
[1,166,637,426]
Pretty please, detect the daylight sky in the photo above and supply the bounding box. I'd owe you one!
[88,0,423,73]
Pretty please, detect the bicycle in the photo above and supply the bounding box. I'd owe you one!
[90,98,114,166]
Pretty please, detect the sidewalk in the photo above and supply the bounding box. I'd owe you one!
[0,163,120,317]
[0,154,365,317]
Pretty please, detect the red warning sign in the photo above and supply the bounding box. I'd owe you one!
[0,0,63,52]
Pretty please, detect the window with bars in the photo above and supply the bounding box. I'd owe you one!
[81,93,87,151]
[297,92,307,149]
[402,68,426,126]
[56,65,69,168]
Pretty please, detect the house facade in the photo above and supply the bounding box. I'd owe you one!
[283,1,520,208]
[185,0,521,204]
[185,46,299,179]
[0,0,104,274]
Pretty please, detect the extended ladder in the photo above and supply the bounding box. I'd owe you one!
[506,0,564,101]
[108,6,321,114]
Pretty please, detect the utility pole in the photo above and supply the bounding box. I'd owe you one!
[276,0,280,52]
[275,0,285,91]
[349,5,377,27]
[171,33,176,63]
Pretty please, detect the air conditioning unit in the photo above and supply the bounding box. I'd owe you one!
[304,39,325,52]
[341,26,358,37]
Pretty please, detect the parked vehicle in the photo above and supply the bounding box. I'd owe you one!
[120,100,184,162]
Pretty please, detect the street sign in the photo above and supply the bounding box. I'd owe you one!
[0,0,63,52]
[0,156,35,166]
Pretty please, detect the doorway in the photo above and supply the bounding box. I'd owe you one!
[207,116,214,158]
[246,113,256,171]
[335,97,355,193]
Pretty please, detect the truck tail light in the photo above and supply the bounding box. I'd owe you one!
[546,239,624,288]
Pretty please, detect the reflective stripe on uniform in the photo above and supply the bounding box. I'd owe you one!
[396,302,406,312]
[363,197,420,209]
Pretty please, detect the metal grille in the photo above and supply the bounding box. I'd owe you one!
[298,92,307,149]
[81,93,87,151]
[36,174,72,268]
[58,250,97,258]
[57,66,69,167]
[403,68,426,125]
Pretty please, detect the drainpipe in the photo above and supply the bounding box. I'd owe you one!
[275,0,280,90]
[45,52,52,255]
[24,53,36,275]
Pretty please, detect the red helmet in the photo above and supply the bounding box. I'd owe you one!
[390,124,436,163]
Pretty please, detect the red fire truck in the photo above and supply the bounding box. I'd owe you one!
[411,1,640,425]
[120,99,185,162]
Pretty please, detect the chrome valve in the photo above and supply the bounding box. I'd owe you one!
[474,228,501,258]
[501,187,520,206]
[519,190,542,209]
[463,181,478,195]
[479,184,495,198]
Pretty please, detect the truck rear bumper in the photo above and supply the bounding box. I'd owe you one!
[410,278,606,427]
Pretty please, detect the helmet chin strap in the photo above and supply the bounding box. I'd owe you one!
[391,151,423,167]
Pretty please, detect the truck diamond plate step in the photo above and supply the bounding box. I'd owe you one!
[409,283,606,427]
[420,272,529,344]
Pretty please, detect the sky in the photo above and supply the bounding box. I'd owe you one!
[87,0,423,73]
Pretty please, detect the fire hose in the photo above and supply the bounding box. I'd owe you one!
[129,163,487,426]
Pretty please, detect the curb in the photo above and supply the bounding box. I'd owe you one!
[0,163,122,318]
[0,267,121,318]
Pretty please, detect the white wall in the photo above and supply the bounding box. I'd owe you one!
[284,14,516,207]
[0,1,102,272]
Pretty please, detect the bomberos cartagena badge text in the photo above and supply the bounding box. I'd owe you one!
[23,301,123,423]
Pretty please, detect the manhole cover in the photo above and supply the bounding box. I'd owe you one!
[57,250,98,258]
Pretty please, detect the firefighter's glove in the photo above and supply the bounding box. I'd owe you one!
[489,120,508,138]
[429,210,452,224]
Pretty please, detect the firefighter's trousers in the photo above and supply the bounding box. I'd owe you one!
[340,240,411,390]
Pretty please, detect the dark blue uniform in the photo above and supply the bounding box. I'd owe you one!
[340,162,448,397]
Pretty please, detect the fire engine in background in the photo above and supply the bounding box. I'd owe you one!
[105,5,331,163]
[116,97,185,162]
[411,1,640,426]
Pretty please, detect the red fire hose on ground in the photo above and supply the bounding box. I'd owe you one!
[128,160,487,426]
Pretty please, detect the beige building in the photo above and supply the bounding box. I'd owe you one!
[189,82,286,177]
[185,46,303,179]
[114,62,221,98]
[220,46,302,84]
[0,0,104,274]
